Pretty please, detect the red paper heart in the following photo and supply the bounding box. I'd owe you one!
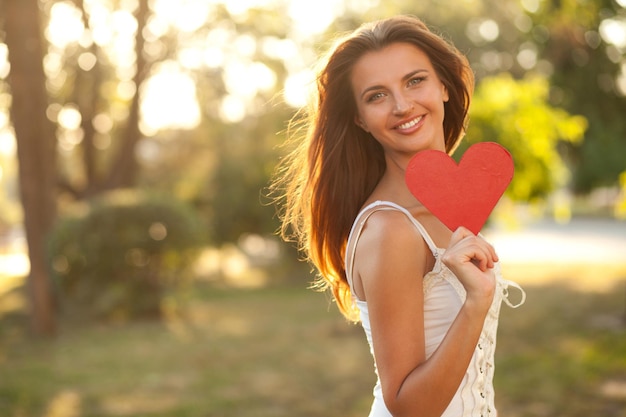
[405,142,513,234]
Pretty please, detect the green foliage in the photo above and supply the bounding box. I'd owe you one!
[47,190,205,321]
[204,119,286,245]
[616,171,626,219]
[463,73,587,202]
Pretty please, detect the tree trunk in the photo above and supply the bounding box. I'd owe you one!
[3,0,58,336]
[104,0,150,189]
[74,0,103,198]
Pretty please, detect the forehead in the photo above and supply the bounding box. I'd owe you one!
[350,42,435,89]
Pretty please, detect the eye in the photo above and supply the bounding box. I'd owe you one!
[366,91,386,103]
[408,76,426,87]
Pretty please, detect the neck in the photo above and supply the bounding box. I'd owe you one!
[369,163,422,209]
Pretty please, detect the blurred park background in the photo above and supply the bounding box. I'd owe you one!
[0,0,625,416]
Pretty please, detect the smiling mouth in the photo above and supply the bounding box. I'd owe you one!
[396,115,424,130]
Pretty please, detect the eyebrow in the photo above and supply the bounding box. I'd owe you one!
[359,69,429,100]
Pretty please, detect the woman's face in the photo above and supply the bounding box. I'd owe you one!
[351,42,449,166]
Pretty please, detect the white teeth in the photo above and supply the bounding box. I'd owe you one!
[397,116,423,130]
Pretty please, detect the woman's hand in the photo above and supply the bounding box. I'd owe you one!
[441,227,497,312]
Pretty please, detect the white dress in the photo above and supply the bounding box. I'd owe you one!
[345,201,525,417]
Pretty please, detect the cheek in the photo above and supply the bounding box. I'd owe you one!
[359,105,389,126]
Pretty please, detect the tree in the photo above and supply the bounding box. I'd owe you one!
[50,0,152,197]
[463,73,587,201]
[2,0,57,336]
[529,0,626,192]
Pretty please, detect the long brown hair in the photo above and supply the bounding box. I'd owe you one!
[271,15,474,320]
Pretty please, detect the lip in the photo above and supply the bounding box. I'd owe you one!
[393,114,425,132]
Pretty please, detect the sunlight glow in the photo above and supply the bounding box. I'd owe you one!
[480,50,514,72]
[520,0,540,13]
[514,14,533,33]
[288,0,342,37]
[178,47,204,70]
[599,18,626,49]
[89,2,115,46]
[57,105,82,130]
[92,113,114,133]
[78,52,98,71]
[261,36,299,64]
[219,0,278,17]
[0,129,16,157]
[0,253,29,278]
[0,111,7,130]
[200,25,232,68]
[109,10,137,70]
[0,44,8,79]
[479,20,500,42]
[43,51,64,84]
[202,46,225,68]
[46,1,138,73]
[517,43,538,70]
[467,18,500,44]
[58,129,85,151]
[151,0,212,32]
[40,0,366,126]
[234,34,257,58]
[219,95,246,123]
[223,61,276,99]
[284,70,315,108]
[140,62,201,135]
[46,2,85,48]
[117,80,137,100]
[111,10,138,38]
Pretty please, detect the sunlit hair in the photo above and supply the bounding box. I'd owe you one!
[271,15,474,320]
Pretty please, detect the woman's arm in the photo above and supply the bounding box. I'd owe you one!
[355,211,496,417]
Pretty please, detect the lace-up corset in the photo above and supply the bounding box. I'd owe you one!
[345,201,525,417]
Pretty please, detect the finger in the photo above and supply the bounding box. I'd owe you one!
[460,235,498,268]
[445,238,490,271]
[468,244,492,271]
[478,235,499,263]
[471,257,489,272]
[448,226,475,247]
[463,238,497,271]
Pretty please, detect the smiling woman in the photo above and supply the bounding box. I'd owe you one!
[271,15,525,417]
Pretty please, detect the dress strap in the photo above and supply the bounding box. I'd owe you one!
[345,200,440,291]
[500,279,526,308]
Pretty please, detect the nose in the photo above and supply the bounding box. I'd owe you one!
[392,93,413,116]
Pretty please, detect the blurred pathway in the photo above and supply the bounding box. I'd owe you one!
[484,217,626,264]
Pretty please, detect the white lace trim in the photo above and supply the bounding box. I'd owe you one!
[424,258,525,416]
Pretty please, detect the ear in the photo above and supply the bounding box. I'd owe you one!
[442,85,449,103]
[355,115,369,132]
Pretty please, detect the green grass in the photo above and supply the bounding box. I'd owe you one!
[1,271,625,417]
[0,280,375,417]
[496,282,626,417]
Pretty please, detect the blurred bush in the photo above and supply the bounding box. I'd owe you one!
[48,190,205,321]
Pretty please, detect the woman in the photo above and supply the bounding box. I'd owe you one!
[272,15,524,417]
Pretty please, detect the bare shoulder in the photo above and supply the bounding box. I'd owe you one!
[359,208,419,246]
[352,208,430,299]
